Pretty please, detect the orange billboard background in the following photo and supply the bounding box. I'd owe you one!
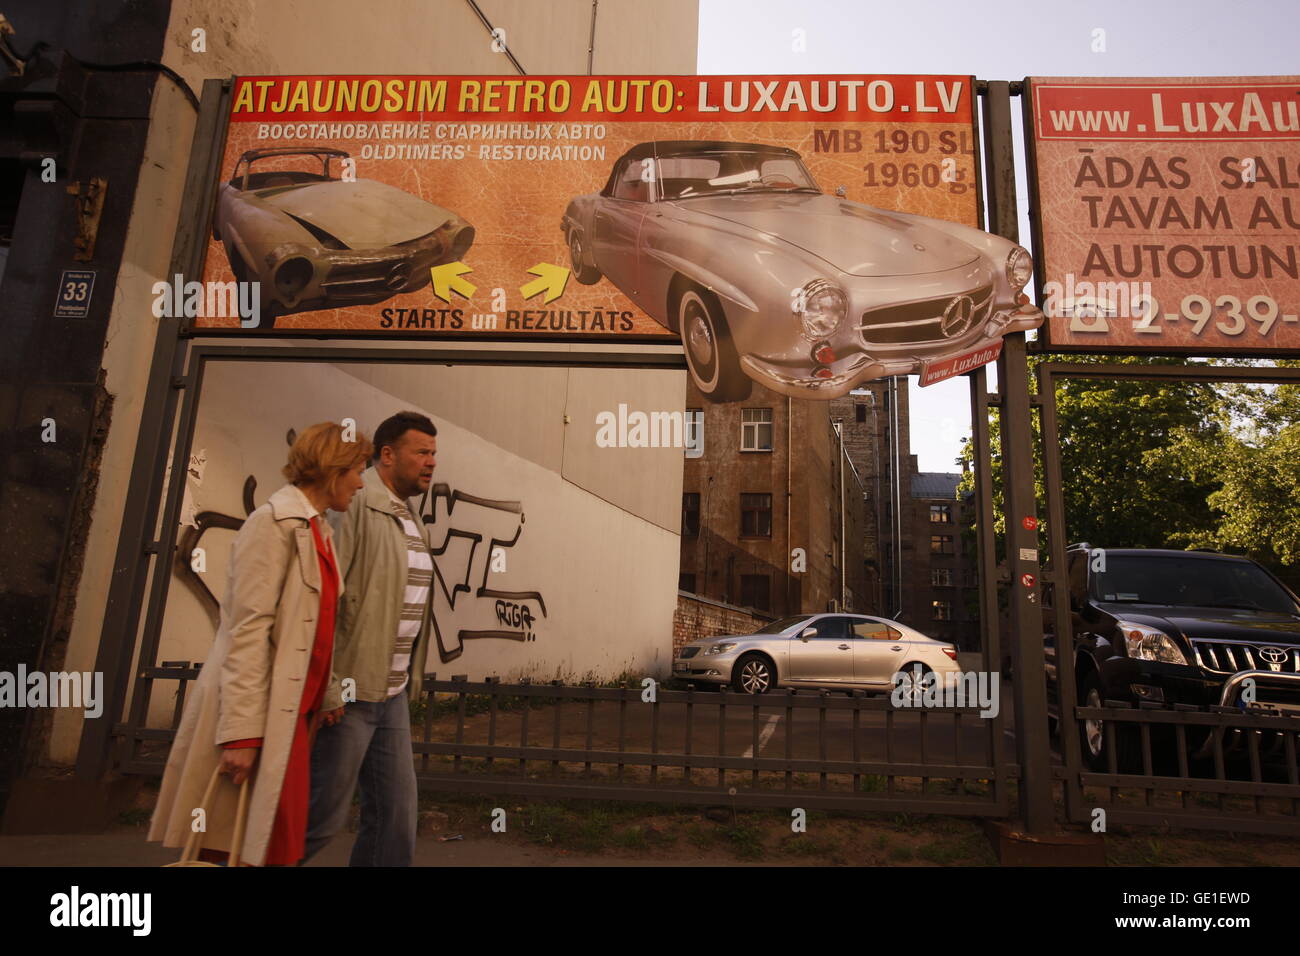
[197,74,979,336]
[1028,76,1300,353]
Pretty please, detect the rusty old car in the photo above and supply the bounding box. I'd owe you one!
[213,146,474,326]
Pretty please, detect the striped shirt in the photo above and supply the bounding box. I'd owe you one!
[388,493,432,697]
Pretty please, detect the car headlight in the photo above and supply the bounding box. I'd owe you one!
[1119,621,1187,665]
[792,278,847,340]
[703,642,737,655]
[1006,247,1033,292]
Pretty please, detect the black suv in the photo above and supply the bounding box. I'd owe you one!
[1046,544,1300,770]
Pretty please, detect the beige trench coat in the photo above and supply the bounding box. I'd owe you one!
[148,483,342,865]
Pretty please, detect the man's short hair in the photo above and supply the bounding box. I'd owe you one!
[373,411,438,462]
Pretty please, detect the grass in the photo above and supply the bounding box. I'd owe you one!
[859,774,887,792]
[781,835,834,856]
[1107,836,1187,866]
[720,819,766,860]
[404,788,1296,867]
[118,808,151,827]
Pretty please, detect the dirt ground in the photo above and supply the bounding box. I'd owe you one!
[110,777,1300,866]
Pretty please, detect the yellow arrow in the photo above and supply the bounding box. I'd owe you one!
[429,262,476,302]
[519,262,570,304]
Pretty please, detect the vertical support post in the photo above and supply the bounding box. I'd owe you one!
[1037,365,1086,822]
[75,79,231,779]
[969,365,1005,807]
[982,80,1054,833]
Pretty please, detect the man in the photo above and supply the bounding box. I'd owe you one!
[303,410,437,866]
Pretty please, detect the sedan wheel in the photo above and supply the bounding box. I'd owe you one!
[733,654,774,695]
[678,285,750,402]
[568,229,601,284]
[894,663,935,705]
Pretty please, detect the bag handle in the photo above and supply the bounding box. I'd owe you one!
[176,765,251,866]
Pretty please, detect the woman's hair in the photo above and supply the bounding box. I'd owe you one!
[282,422,374,494]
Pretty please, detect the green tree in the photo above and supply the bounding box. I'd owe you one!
[958,355,1227,553]
[1149,369,1300,571]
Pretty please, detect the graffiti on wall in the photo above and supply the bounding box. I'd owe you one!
[418,484,548,663]
[174,428,548,664]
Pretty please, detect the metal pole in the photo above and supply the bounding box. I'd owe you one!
[982,80,1054,833]
[75,79,231,779]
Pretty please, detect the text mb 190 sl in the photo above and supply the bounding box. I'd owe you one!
[213,146,474,326]
[562,140,1043,401]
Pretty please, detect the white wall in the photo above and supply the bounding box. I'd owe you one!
[143,360,683,728]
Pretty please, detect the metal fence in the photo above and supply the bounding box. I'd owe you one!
[1064,697,1300,836]
[125,667,1014,816]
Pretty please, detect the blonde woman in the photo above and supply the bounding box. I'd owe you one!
[150,422,372,865]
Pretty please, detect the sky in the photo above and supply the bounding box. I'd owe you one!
[696,0,1299,470]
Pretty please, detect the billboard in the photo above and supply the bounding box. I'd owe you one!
[1026,76,1300,354]
[196,74,1041,399]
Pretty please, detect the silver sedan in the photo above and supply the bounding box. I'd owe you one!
[672,613,962,695]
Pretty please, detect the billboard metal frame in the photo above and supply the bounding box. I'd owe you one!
[1021,76,1300,360]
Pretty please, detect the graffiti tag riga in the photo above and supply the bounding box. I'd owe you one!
[418,482,547,663]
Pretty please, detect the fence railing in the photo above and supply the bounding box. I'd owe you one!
[123,667,1014,816]
[408,676,1012,814]
[1061,697,1300,836]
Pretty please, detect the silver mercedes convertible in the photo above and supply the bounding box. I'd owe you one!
[562,140,1043,401]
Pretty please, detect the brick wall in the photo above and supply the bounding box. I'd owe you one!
[672,592,774,656]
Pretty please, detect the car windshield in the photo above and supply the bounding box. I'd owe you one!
[654,150,821,200]
[234,152,341,192]
[752,615,815,635]
[1092,555,1300,614]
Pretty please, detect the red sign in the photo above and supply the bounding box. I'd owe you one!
[1028,76,1300,354]
[1022,516,1038,531]
[1021,573,1036,588]
[918,340,1003,386]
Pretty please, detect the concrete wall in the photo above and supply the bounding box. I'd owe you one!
[142,359,682,728]
[50,0,698,761]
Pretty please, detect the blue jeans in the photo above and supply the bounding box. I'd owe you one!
[304,691,418,867]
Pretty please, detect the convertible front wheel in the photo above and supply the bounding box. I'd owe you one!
[567,228,602,285]
[678,285,750,403]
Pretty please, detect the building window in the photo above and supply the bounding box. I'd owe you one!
[685,408,703,459]
[931,568,953,587]
[856,403,867,423]
[740,408,773,451]
[740,574,771,611]
[932,600,953,621]
[679,573,696,593]
[930,534,954,555]
[682,493,700,536]
[740,493,772,537]
[929,503,952,523]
